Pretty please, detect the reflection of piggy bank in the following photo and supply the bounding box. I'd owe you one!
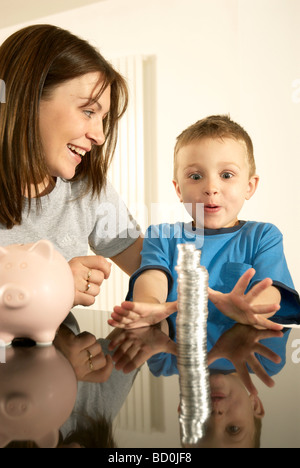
[0,240,75,345]
[0,345,77,448]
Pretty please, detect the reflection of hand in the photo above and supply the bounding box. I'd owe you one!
[68,255,111,307]
[208,324,283,394]
[108,301,178,329]
[108,325,177,373]
[54,325,113,383]
[208,269,282,331]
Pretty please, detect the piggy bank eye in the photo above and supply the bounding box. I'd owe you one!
[20,263,27,269]
[4,263,12,270]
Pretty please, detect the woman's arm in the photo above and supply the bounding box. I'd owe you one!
[110,235,143,276]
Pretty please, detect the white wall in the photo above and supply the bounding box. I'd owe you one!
[0,0,298,292]
[237,0,300,293]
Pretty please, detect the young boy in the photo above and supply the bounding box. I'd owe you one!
[109,115,300,333]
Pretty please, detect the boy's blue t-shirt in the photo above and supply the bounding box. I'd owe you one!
[127,221,300,376]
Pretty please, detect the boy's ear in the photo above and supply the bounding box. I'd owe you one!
[172,179,183,202]
[250,394,265,419]
[245,175,260,201]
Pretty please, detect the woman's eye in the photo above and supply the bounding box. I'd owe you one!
[221,172,233,179]
[84,110,95,118]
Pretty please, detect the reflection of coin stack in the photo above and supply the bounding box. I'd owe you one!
[176,243,211,445]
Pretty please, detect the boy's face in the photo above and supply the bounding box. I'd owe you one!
[173,137,259,229]
[195,374,264,448]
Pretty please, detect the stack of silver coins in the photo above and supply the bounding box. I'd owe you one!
[176,243,211,445]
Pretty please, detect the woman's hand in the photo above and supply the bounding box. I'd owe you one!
[54,324,113,383]
[69,255,111,307]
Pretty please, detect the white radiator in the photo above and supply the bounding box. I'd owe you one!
[82,55,164,434]
[94,54,153,328]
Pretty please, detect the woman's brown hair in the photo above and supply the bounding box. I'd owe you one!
[0,24,128,228]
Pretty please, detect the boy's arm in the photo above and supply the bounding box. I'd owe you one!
[108,269,177,329]
[133,269,169,304]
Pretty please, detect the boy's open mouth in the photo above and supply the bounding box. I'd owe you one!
[204,204,221,213]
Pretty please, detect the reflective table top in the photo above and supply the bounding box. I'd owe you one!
[1,309,300,449]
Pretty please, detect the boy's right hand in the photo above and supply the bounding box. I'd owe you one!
[208,324,283,394]
[108,300,178,329]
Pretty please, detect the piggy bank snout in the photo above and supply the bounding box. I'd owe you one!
[3,394,31,417]
[1,284,30,309]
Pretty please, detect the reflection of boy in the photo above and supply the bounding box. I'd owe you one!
[196,373,264,449]
[109,115,300,335]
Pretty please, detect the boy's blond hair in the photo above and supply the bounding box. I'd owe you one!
[173,115,256,180]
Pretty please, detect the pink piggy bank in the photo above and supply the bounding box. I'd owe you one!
[0,240,75,345]
[0,345,78,448]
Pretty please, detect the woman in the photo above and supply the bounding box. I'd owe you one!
[0,24,143,307]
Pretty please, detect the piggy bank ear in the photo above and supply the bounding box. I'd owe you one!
[0,433,10,448]
[35,430,59,448]
[0,247,8,259]
[28,240,54,261]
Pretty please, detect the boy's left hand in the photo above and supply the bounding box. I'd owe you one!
[108,326,176,373]
[208,268,283,331]
[108,300,178,329]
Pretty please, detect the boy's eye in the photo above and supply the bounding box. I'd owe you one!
[190,173,202,180]
[221,172,233,179]
[227,425,241,435]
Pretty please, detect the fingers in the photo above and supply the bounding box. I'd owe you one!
[108,305,140,329]
[247,356,276,388]
[69,255,112,307]
[253,304,281,316]
[80,255,112,280]
[108,302,149,329]
[111,336,149,373]
[232,268,273,301]
[78,334,114,382]
[108,300,175,330]
[230,295,282,330]
[232,268,256,295]
[254,342,282,365]
[85,354,114,383]
[245,277,273,303]
[253,315,283,331]
[235,362,258,395]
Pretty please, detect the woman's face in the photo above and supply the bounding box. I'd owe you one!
[39,72,111,180]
